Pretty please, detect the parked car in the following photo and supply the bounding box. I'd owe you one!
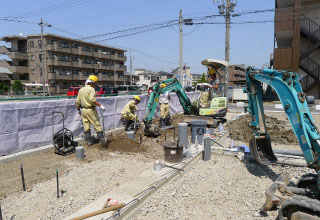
[117,85,141,94]
[147,86,153,95]
[67,87,81,96]
[96,87,119,96]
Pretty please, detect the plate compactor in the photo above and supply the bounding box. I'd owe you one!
[52,112,78,155]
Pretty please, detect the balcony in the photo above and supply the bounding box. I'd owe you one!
[100,53,112,59]
[0,46,28,60]
[10,66,28,73]
[100,65,113,70]
[47,44,72,54]
[71,61,81,68]
[82,62,93,68]
[56,60,72,67]
[80,49,93,57]
[115,54,126,61]
[114,66,127,71]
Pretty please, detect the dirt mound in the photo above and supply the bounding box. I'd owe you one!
[227,114,298,145]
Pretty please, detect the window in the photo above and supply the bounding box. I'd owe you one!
[58,42,70,48]
[31,55,35,61]
[49,39,57,45]
[83,58,92,64]
[94,48,99,52]
[117,73,124,78]
[94,59,100,64]
[82,46,91,52]
[101,50,110,55]
[29,41,34,48]
[111,51,115,55]
[38,40,42,46]
[144,75,149,80]
[102,71,113,77]
[50,67,56,73]
[50,53,56,59]
[72,43,80,48]
[102,61,109,66]
[60,69,71,75]
[72,56,79,62]
[83,71,90,76]
[118,52,124,57]
[72,69,80,75]
[39,54,43,62]
[59,55,71,62]
[31,69,35,74]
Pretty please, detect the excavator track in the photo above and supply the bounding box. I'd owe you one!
[278,196,320,220]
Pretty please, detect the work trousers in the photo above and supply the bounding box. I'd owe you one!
[199,92,210,107]
[121,112,138,121]
[81,108,102,132]
[160,103,170,119]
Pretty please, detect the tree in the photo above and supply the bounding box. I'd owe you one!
[0,82,9,92]
[12,80,23,92]
[193,73,207,86]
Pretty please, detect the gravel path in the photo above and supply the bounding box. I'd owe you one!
[1,153,153,220]
[132,155,313,220]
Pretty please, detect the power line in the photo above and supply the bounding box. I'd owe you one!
[54,0,171,25]
[82,20,178,40]
[3,0,96,19]
[134,49,179,64]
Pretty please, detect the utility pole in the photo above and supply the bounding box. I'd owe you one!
[217,0,236,98]
[38,18,51,96]
[130,49,133,85]
[179,10,183,87]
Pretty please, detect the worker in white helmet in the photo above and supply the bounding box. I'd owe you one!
[76,75,105,145]
[159,83,170,127]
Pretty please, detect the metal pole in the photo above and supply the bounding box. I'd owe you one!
[130,49,132,85]
[40,18,45,97]
[224,0,230,99]
[56,169,60,198]
[0,200,3,220]
[179,10,183,87]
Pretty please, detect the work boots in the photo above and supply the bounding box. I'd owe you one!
[84,131,94,146]
[125,120,134,131]
[96,131,104,142]
[160,118,166,128]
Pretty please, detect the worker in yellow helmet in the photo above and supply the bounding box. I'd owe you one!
[121,96,141,131]
[159,83,170,127]
[76,75,105,145]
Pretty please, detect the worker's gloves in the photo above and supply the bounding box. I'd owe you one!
[77,109,81,116]
[100,105,106,112]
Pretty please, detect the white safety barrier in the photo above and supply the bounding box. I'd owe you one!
[0,92,200,156]
[315,105,320,111]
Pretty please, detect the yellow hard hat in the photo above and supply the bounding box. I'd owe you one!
[208,68,216,75]
[160,83,166,88]
[88,75,98,83]
[133,96,140,102]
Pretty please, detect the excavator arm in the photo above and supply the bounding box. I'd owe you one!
[144,77,191,136]
[246,67,320,219]
[245,67,320,169]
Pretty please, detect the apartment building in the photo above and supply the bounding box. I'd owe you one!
[211,64,246,88]
[273,0,320,98]
[0,34,127,94]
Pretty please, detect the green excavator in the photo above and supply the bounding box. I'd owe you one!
[143,59,229,136]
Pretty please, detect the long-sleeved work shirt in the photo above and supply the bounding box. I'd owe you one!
[76,85,96,109]
[121,100,137,115]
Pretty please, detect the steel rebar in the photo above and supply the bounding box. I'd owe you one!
[20,164,26,191]
[56,169,60,198]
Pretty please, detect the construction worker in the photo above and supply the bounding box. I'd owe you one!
[159,83,170,127]
[199,68,220,107]
[121,96,140,131]
[208,68,220,91]
[76,75,105,145]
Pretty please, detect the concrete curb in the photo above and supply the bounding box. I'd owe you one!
[0,127,125,165]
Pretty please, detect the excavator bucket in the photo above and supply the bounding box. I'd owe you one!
[249,135,277,165]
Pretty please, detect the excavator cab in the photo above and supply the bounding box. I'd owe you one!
[187,59,228,127]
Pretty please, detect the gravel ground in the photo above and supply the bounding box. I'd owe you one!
[0,111,319,220]
[132,155,314,220]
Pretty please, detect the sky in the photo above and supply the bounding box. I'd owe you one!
[0,0,275,74]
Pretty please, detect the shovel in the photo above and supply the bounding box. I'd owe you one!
[99,109,108,148]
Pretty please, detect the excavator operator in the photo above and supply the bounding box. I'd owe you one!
[199,68,219,107]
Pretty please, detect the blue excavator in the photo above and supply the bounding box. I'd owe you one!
[245,67,320,219]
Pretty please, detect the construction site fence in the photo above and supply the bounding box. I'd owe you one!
[0,92,142,102]
[0,92,200,157]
